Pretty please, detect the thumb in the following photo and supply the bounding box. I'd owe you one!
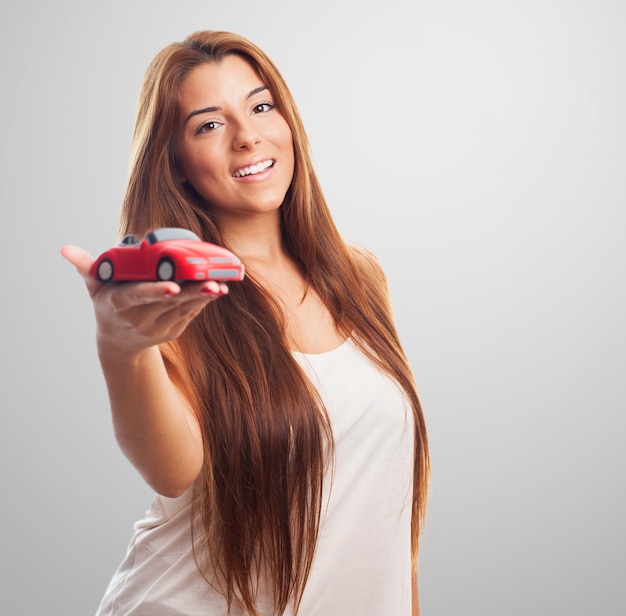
[60,245,101,294]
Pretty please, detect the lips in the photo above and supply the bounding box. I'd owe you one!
[232,159,274,178]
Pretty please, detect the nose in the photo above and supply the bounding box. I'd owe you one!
[232,117,261,150]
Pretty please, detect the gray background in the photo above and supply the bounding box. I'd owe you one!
[1,0,624,614]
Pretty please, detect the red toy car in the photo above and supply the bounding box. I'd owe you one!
[92,228,245,283]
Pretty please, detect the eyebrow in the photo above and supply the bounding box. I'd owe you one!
[183,85,269,125]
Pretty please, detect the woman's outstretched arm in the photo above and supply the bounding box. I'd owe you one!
[62,244,227,497]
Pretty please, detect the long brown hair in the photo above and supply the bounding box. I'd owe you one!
[120,30,429,615]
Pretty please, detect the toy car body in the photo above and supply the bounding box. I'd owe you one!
[92,228,245,283]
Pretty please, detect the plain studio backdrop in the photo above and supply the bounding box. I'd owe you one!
[1,1,624,614]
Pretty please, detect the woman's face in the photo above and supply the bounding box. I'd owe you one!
[174,55,295,221]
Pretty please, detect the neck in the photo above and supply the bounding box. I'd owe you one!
[217,210,283,262]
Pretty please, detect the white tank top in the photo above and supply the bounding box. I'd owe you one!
[96,338,415,615]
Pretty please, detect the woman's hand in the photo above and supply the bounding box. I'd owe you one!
[61,244,228,359]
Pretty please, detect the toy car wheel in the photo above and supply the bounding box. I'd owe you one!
[157,257,175,281]
[96,259,114,282]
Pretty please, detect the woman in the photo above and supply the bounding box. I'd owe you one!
[63,30,429,616]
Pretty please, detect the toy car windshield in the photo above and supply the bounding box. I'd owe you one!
[145,228,201,244]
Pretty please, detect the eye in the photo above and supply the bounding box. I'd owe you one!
[253,102,274,114]
[196,120,221,135]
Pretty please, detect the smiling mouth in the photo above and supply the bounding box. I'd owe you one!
[232,159,274,178]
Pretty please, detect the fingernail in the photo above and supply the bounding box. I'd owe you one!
[200,287,220,297]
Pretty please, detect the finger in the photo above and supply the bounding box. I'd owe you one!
[200,280,229,297]
[109,281,183,309]
[60,245,94,279]
[60,244,105,296]
[144,282,229,332]
[106,280,215,320]
[114,288,221,344]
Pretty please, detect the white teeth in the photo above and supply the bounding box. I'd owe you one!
[233,160,273,177]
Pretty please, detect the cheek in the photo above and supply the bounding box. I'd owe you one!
[182,150,222,186]
[281,122,294,149]
[280,126,295,170]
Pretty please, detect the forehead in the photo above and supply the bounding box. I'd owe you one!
[178,55,266,109]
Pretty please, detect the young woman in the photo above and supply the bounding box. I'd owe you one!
[63,30,429,616]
